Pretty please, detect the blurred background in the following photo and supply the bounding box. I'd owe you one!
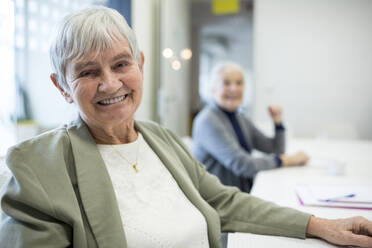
[1,0,372,157]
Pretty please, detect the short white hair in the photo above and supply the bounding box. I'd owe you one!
[201,61,246,104]
[50,6,141,91]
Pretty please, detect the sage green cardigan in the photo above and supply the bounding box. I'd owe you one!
[0,119,311,248]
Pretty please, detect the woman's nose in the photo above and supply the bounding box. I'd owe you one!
[229,84,238,92]
[99,70,121,93]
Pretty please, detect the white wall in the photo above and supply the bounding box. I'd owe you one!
[253,0,372,139]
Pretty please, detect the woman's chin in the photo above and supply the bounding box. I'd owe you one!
[227,103,240,111]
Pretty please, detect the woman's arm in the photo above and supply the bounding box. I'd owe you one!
[248,120,285,154]
[165,126,372,247]
[197,165,312,238]
[245,105,309,167]
[168,128,311,238]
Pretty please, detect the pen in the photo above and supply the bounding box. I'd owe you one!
[320,193,356,202]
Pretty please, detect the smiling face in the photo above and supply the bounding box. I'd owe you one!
[52,38,144,130]
[213,66,245,112]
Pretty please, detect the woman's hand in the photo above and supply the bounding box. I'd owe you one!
[268,104,283,124]
[280,151,309,167]
[307,216,372,248]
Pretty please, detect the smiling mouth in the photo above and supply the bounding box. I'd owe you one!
[225,96,240,100]
[98,94,129,105]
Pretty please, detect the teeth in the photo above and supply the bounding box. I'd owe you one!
[99,95,126,105]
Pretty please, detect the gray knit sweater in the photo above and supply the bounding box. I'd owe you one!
[192,104,285,192]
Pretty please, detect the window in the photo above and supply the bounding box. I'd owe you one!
[0,0,16,156]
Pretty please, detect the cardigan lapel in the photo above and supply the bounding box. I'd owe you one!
[67,119,127,248]
[135,122,222,248]
[212,103,254,150]
[212,104,237,137]
[135,122,197,193]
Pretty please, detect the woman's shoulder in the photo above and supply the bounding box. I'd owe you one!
[135,119,161,128]
[7,125,71,160]
[194,105,223,124]
[193,106,226,135]
[135,120,187,149]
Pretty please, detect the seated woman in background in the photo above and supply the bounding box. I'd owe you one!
[1,7,371,248]
[192,62,309,193]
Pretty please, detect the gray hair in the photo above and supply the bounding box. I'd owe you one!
[201,61,246,104]
[50,6,141,91]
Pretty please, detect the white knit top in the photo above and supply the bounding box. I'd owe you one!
[97,133,209,248]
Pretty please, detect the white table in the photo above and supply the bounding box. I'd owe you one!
[228,138,372,248]
[0,156,10,221]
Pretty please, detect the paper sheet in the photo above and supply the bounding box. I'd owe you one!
[227,233,335,248]
[295,184,372,210]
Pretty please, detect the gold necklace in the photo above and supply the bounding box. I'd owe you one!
[111,137,140,173]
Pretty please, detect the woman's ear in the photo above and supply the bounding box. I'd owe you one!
[50,73,73,104]
[139,51,145,73]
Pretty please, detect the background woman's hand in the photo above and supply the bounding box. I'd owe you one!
[268,104,283,124]
[280,151,309,167]
[307,216,372,248]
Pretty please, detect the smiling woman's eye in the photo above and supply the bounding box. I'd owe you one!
[81,71,91,77]
[115,61,129,69]
[79,70,97,78]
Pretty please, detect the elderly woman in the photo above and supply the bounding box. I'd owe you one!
[192,62,309,193]
[0,6,371,248]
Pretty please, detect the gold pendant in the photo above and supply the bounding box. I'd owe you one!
[132,163,139,173]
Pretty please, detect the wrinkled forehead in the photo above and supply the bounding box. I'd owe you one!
[65,37,133,75]
[71,32,130,61]
[220,66,245,81]
[67,35,132,66]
